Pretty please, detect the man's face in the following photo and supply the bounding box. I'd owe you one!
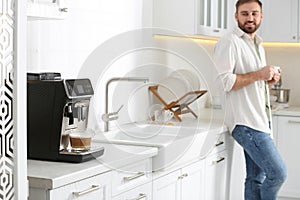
[235,2,263,34]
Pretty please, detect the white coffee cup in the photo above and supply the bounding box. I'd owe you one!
[273,66,280,74]
[154,109,174,123]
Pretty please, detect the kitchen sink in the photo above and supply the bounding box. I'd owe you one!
[93,121,225,171]
[116,122,207,138]
[94,130,176,147]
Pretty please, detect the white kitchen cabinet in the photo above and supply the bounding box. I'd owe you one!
[29,171,112,200]
[27,0,68,20]
[259,0,299,42]
[111,159,152,197]
[152,160,205,200]
[196,0,230,37]
[153,0,232,37]
[112,182,152,200]
[180,160,205,200]
[205,150,228,200]
[274,115,300,198]
[152,131,230,200]
[152,170,181,200]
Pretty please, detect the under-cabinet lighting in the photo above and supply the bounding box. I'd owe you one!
[155,34,300,47]
[154,34,217,44]
[262,42,300,47]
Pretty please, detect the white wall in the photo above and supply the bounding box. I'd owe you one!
[27,0,150,78]
[27,0,157,130]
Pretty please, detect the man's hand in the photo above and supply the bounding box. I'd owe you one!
[258,66,275,81]
[232,65,281,90]
[268,67,281,85]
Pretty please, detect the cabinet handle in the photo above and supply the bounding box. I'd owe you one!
[288,120,300,124]
[213,29,220,33]
[73,185,102,197]
[178,173,188,180]
[215,141,224,147]
[212,157,225,165]
[127,193,147,200]
[59,7,68,12]
[123,172,145,182]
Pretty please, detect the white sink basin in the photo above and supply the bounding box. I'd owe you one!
[93,122,224,171]
[95,130,176,147]
[116,122,206,137]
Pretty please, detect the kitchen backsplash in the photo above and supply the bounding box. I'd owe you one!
[264,45,300,106]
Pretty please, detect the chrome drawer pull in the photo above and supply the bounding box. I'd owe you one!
[127,193,147,200]
[288,120,300,124]
[215,141,224,147]
[178,173,188,180]
[73,185,101,197]
[212,157,225,165]
[123,172,145,182]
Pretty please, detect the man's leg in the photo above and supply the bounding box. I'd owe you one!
[232,125,287,200]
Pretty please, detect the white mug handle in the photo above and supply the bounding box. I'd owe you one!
[164,110,174,121]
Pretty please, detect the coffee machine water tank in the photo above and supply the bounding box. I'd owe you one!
[27,74,104,163]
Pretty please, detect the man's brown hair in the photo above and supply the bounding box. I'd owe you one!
[235,0,262,13]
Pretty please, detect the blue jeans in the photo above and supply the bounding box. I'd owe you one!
[232,125,287,200]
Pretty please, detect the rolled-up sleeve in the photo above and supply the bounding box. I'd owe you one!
[218,72,236,92]
[213,38,237,92]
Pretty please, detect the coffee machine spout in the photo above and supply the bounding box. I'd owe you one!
[75,101,88,122]
[65,104,74,125]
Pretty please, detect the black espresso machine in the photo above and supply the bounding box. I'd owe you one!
[27,73,104,163]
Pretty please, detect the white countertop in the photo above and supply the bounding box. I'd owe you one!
[27,109,227,190]
[28,143,158,190]
[272,106,300,117]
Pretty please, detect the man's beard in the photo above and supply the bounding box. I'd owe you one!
[238,21,261,34]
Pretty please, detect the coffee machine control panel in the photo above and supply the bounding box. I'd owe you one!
[64,79,94,99]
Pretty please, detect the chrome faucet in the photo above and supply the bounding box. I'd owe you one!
[102,77,149,132]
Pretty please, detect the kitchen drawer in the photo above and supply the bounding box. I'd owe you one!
[112,182,152,200]
[205,150,228,200]
[49,171,111,200]
[112,158,152,197]
[209,132,227,155]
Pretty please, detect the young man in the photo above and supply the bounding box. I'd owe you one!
[214,0,287,199]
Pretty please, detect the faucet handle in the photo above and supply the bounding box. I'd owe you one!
[115,104,124,113]
[101,105,124,122]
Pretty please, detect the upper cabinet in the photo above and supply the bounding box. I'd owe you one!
[259,0,299,42]
[196,0,229,37]
[153,0,235,37]
[27,0,68,20]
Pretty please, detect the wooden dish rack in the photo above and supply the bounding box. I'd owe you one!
[149,85,207,122]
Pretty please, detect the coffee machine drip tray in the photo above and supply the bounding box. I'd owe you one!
[58,145,105,163]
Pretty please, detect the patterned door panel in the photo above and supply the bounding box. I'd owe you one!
[0,0,15,199]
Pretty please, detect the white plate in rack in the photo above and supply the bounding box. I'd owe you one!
[170,69,200,91]
[157,76,188,104]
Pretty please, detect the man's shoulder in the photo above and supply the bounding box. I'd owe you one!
[221,28,241,41]
[216,31,239,46]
